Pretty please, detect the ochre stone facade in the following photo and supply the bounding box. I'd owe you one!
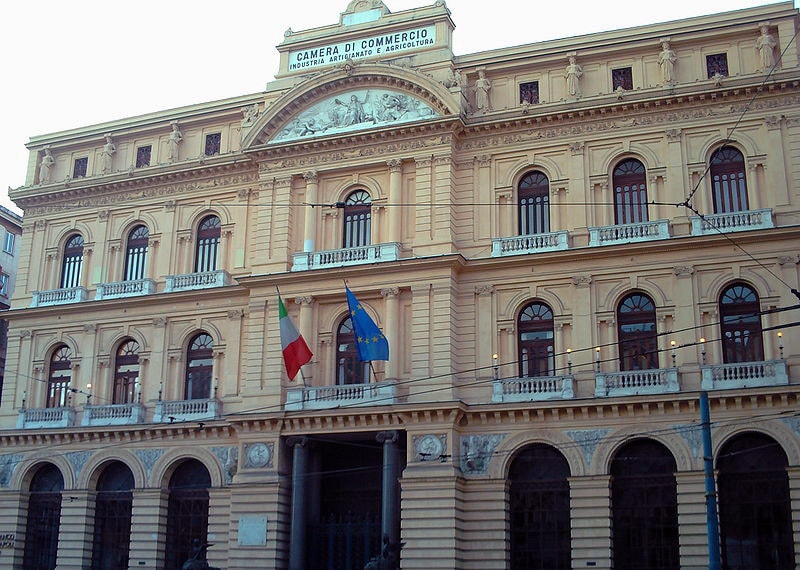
[1,1,799,569]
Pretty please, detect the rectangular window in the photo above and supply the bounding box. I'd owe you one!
[612,67,633,90]
[706,53,729,78]
[0,274,8,296]
[520,81,539,104]
[135,145,152,168]
[204,133,221,156]
[73,157,88,178]
[3,232,14,254]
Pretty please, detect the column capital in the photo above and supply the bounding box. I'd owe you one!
[287,436,308,448]
[295,296,315,306]
[377,430,399,444]
[386,159,403,171]
[381,287,400,298]
[303,171,318,182]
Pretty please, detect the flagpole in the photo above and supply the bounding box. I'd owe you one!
[299,368,308,388]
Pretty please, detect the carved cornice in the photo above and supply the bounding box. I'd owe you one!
[14,161,258,214]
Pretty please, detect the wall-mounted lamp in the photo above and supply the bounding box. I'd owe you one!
[778,331,784,359]
[566,348,573,374]
[699,337,706,365]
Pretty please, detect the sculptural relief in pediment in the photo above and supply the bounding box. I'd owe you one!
[271,88,438,143]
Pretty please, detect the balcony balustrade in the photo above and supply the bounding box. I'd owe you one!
[285,380,397,410]
[82,403,146,426]
[492,375,574,402]
[292,243,400,271]
[690,208,773,235]
[31,287,88,307]
[595,368,679,397]
[95,278,155,300]
[153,398,222,423]
[17,406,76,429]
[491,231,569,257]
[701,359,787,390]
[164,270,230,292]
[588,220,670,247]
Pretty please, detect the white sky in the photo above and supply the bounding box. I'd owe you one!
[0,0,785,215]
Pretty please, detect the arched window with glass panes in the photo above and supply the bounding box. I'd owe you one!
[47,344,73,408]
[164,460,211,570]
[617,293,659,371]
[719,282,764,363]
[517,301,555,378]
[124,225,149,281]
[342,190,371,248]
[194,215,221,273]
[23,463,64,570]
[508,443,571,570]
[518,171,550,235]
[612,158,648,225]
[91,461,134,570]
[61,233,84,288]
[610,439,680,570]
[185,333,213,400]
[710,146,749,214]
[336,317,369,385]
[113,339,140,404]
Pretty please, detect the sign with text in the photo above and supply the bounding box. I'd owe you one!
[288,25,436,71]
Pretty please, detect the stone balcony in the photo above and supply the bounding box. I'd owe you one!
[153,398,222,423]
[491,231,569,257]
[595,368,679,397]
[588,219,670,247]
[81,403,147,426]
[285,380,397,410]
[164,270,231,292]
[17,406,76,429]
[690,208,774,236]
[700,359,788,390]
[291,242,400,271]
[30,287,88,307]
[492,375,574,402]
[95,279,156,300]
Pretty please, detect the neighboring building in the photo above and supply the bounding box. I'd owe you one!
[0,206,23,405]
[1,2,799,569]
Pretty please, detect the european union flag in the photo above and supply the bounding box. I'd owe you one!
[345,286,390,362]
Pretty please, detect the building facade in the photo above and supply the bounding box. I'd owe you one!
[1,1,800,569]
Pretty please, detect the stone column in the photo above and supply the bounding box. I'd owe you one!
[475,286,495,378]
[128,488,169,569]
[569,475,612,569]
[377,430,401,565]
[381,288,400,380]
[675,470,712,569]
[387,160,402,244]
[54,490,93,569]
[302,172,318,253]
[288,437,309,570]
[296,296,315,383]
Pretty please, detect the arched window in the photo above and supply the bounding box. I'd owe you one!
[185,333,213,400]
[719,283,764,363]
[342,190,371,248]
[164,460,211,570]
[113,339,140,404]
[610,439,679,570]
[517,302,555,377]
[508,444,571,570]
[617,293,659,371]
[47,345,72,408]
[336,317,368,385]
[91,462,134,570]
[23,463,64,570]
[717,433,794,570]
[194,215,221,273]
[61,233,84,288]
[518,171,550,235]
[613,158,648,225]
[124,225,149,281]
[710,146,749,214]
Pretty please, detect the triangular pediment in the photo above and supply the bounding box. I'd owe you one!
[243,64,459,149]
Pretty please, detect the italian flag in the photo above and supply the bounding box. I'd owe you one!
[278,294,313,380]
